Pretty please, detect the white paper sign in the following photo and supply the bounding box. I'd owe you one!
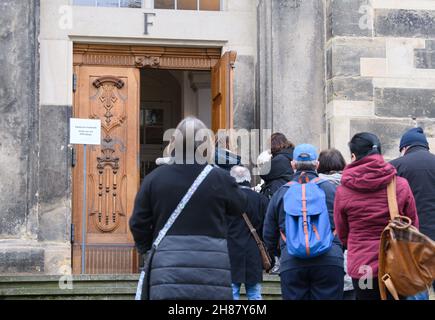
[70,118,101,145]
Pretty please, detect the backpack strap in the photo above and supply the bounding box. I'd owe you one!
[280,230,286,242]
[285,181,297,187]
[310,177,327,185]
[298,172,310,184]
[301,183,310,256]
[292,175,327,186]
[387,176,400,220]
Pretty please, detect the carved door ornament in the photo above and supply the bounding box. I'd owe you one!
[88,76,128,233]
[135,56,161,68]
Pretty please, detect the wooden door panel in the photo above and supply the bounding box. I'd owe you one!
[211,51,237,132]
[72,66,140,274]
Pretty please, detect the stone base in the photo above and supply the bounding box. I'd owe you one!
[0,240,71,275]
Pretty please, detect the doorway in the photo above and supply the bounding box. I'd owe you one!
[139,69,212,180]
[72,44,236,274]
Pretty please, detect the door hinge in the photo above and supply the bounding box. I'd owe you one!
[71,147,77,168]
[71,224,75,244]
[73,73,77,92]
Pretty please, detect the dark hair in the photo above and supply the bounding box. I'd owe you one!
[317,149,346,174]
[271,133,295,157]
[348,132,382,161]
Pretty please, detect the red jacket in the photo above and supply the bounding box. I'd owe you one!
[334,154,419,279]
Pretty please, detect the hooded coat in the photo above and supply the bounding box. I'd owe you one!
[260,147,294,199]
[334,154,419,279]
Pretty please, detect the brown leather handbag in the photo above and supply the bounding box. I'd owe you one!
[378,176,435,300]
[242,213,273,272]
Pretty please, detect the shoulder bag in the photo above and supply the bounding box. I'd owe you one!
[378,176,435,300]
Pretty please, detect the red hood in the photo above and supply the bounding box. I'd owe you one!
[341,154,397,192]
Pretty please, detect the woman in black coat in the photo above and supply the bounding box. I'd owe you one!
[260,133,294,199]
[129,117,247,300]
[227,166,269,300]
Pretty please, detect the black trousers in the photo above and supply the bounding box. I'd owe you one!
[280,266,344,300]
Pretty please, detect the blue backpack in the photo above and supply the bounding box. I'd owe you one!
[281,176,334,259]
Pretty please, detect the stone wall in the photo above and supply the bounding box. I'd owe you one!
[0,0,43,273]
[257,0,327,149]
[0,0,71,275]
[327,0,435,161]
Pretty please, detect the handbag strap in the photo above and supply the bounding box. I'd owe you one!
[386,176,400,220]
[242,213,263,246]
[152,165,213,248]
[238,186,265,246]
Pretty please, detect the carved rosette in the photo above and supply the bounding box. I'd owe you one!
[135,56,161,68]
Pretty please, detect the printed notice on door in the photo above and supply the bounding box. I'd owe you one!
[70,118,101,145]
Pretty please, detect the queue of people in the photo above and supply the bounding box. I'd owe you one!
[130,116,434,300]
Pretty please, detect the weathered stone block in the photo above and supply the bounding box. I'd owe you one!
[327,77,373,102]
[328,38,385,78]
[38,205,70,243]
[0,249,44,274]
[38,105,71,242]
[375,88,435,118]
[415,49,435,69]
[44,246,71,275]
[415,41,435,69]
[325,0,333,41]
[375,9,435,38]
[350,119,410,160]
[38,106,71,205]
[234,55,256,130]
[270,0,325,146]
[350,118,435,160]
[329,0,372,38]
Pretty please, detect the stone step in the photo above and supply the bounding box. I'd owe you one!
[0,274,282,300]
[2,275,433,300]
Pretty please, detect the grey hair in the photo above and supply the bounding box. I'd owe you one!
[230,165,251,184]
[164,116,215,164]
[294,160,318,172]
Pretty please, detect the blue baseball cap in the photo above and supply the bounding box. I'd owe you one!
[293,144,318,161]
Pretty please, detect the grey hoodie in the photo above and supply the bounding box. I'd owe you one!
[319,172,342,186]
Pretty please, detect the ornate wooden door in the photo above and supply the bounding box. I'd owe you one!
[211,51,237,132]
[72,66,140,274]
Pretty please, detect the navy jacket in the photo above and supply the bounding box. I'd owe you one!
[391,146,435,240]
[263,171,344,274]
[227,183,269,284]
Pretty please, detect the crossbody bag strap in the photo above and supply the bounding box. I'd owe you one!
[241,213,263,245]
[386,176,400,220]
[238,186,266,245]
[152,165,213,249]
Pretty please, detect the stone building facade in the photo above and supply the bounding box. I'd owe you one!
[1,0,434,275]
